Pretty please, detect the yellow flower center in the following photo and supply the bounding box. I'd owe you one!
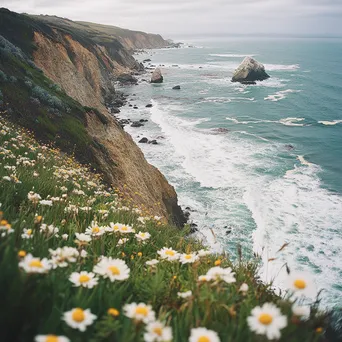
[108,266,120,275]
[45,335,58,342]
[165,250,175,256]
[0,219,8,225]
[198,337,210,342]
[140,233,146,237]
[121,226,128,231]
[72,308,85,322]
[153,327,163,336]
[92,227,99,233]
[135,306,148,316]
[27,229,32,235]
[185,254,192,260]
[29,260,43,268]
[294,279,306,289]
[258,313,273,325]
[79,275,90,283]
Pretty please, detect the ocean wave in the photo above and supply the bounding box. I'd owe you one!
[202,96,255,104]
[233,131,270,142]
[264,63,300,71]
[264,89,301,102]
[225,116,305,127]
[279,117,305,126]
[318,120,342,126]
[297,155,315,166]
[209,53,256,58]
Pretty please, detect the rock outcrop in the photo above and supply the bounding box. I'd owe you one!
[172,85,181,90]
[232,57,270,84]
[117,73,138,84]
[151,68,163,83]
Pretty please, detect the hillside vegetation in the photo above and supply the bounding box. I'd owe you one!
[0,117,327,341]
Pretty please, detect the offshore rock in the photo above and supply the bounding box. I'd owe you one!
[232,57,270,84]
[151,68,163,83]
[172,85,181,90]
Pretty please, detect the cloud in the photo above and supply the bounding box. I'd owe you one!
[0,0,341,37]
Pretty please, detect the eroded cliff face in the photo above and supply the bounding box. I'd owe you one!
[32,30,185,225]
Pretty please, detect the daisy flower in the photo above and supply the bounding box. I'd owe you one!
[189,327,221,342]
[119,224,135,234]
[27,191,41,203]
[239,283,249,293]
[49,247,79,268]
[179,253,199,264]
[75,233,91,244]
[123,302,155,323]
[146,259,159,266]
[292,304,310,320]
[85,222,105,237]
[197,249,211,257]
[63,308,97,332]
[35,335,70,342]
[144,320,173,342]
[135,231,151,242]
[21,228,33,239]
[0,220,14,236]
[107,222,121,233]
[69,271,98,288]
[198,275,211,282]
[39,200,53,206]
[206,266,236,284]
[93,257,130,282]
[157,247,179,261]
[19,254,51,273]
[177,290,192,299]
[117,238,129,246]
[286,271,316,299]
[247,303,287,340]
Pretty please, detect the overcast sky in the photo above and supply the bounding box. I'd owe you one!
[1,0,342,38]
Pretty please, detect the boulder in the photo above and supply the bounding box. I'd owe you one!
[131,121,144,128]
[139,137,149,143]
[150,140,158,145]
[232,57,270,84]
[143,58,151,63]
[145,104,153,108]
[172,85,181,90]
[117,73,138,84]
[110,107,120,114]
[151,68,163,83]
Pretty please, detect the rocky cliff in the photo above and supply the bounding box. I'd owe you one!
[0,8,185,226]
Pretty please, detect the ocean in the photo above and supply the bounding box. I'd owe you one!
[118,37,342,308]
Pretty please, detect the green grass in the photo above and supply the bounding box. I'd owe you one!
[0,118,327,342]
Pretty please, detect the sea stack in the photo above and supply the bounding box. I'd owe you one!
[151,67,163,83]
[232,56,270,84]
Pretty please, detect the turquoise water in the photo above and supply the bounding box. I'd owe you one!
[119,37,342,307]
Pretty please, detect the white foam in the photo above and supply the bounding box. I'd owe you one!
[264,89,301,102]
[264,64,300,71]
[279,117,305,127]
[202,97,255,104]
[297,155,314,166]
[234,131,270,142]
[318,120,342,126]
[225,116,306,127]
[209,53,256,58]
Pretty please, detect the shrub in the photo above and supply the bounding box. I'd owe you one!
[31,85,66,111]
[29,97,40,106]
[0,69,7,82]
[9,76,17,83]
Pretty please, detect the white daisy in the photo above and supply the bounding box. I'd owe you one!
[144,320,173,342]
[292,304,310,320]
[118,224,135,234]
[62,234,69,240]
[206,266,236,284]
[157,247,179,261]
[85,222,106,237]
[27,191,41,203]
[117,238,129,246]
[135,231,151,242]
[198,275,211,282]
[123,302,155,323]
[146,259,159,266]
[107,222,121,233]
[21,228,33,239]
[80,250,88,258]
[177,290,192,299]
[19,254,51,273]
[75,233,92,243]
[286,271,317,299]
[189,327,221,342]
[40,224,59,237]
[247,303,287,340]
[197,249,211,257]
[239,283,249,293]
[69,271,98,288]
[63,307,97,332]
[35,335,70,342]
[39,200,53,206]
[49,247,79,268]
[93,257,130,282]
[179,253,199,264]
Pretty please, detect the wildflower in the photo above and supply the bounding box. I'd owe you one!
[286,271,316,299]
[80,250,88,258]
[135,231,151,242]
[93,257,130,282]
[27,191,41,203]
[119,224,135,234]
[39,200,53,206]
[85,222,105,237]
[123,302,155,323]
[157,247,179,261]
[0,219,14,236]
[108,308,120,317]
[292,305,310,320]
[146,259,159,266]
[205,266,236,284]
[239,283,249,294]
[2,176,11,181]
[18,250,26,258]
[19,254,51,273]
[144,320,173,342]
[107,222,120,233]
[138,252,143,257]
[117,238,129,246]
[198,275,211,282]
[33,171,39,177]
[69,271,98,288]
[49,247,79,268]
[75,233,92,244]
[177,290,192,299]
[198,249,211,257]
[247,303,287,340]
[63,308,97,332]
[60,186,68,192]
[189,327,221,342]
[40,224,59,237]
[214,259,221,266]
[34,215,43,224]
[62,234,68,240]
[179,253,199,264]
[21,228,34,239]
[35,335,70,342]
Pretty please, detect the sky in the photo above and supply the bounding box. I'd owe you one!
[1,0,342,38]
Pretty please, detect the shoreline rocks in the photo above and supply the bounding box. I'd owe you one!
[117,73,138,85]
[172,85,181,90]
[232,56,270,84]
[151,67,163,83]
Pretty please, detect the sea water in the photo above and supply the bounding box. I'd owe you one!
[119,37,342,308]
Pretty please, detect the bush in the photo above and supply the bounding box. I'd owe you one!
[29,97,40,106]
[0,69,7,82]
[32,85,66,111]
[0,35,26,61]
[9,76,17,83]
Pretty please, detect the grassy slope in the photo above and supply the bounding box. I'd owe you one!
[0,118,326,341]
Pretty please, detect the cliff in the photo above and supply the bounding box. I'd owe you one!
[0,8,185,226]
